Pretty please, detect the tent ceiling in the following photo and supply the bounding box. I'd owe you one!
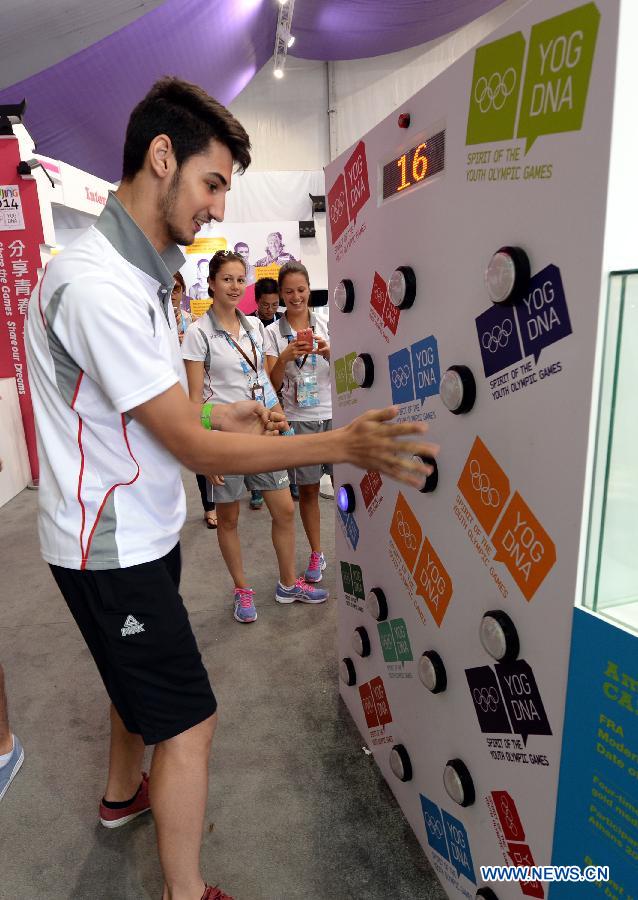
[0,0,505,181]
[0,0,166,90]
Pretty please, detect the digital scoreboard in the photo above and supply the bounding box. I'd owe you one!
[382,129,446,201]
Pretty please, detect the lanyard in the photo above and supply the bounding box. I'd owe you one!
[224,330,259,375]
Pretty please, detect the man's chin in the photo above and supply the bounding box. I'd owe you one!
[167,224,196,247]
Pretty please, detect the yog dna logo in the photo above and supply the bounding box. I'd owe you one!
[466,2,600,153]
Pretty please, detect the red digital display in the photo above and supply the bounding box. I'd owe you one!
[382,130,446,201]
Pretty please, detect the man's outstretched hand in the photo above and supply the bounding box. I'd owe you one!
[339,407,439,487]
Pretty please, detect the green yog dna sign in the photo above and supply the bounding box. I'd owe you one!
[466,2,600,152]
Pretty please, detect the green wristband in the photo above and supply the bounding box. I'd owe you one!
[200,402,214,431]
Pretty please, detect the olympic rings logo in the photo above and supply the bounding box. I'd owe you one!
[499,796,521,837]
[330,193,346,223]
[424,813,444,839]
[474,68,518,113]
[391,365,411,389]
[469,459,500,508]
[473,686,500,713]
[396,510,417,550]
[482,319,513,354]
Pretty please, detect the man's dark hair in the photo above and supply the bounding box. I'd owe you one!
[122,76,251,181]
[255,278,279,300]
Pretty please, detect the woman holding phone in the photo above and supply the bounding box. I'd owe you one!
[265,261,332,585]
[183,251,327,624]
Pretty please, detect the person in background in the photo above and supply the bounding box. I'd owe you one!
[189,258,210,299]
[251,277,281,327]
[171,272,192,344]
[254,231,296,267]
[233,242,255,285]
[183,250,328,621]
[247,277,283,509]
[266,262,331,584]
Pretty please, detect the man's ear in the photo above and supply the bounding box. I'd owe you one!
[148,134,175,179]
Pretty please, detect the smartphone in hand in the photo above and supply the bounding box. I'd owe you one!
[296,328,313,349]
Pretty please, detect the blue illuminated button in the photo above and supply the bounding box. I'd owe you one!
[337,484,356,514]
[443,758,475,807]
[352,353,374,388]
[366,587,388,622]
[480,610,519,662]
[485,246,530,305]
[418,650,447,693]
[440,365,476,415]
[339,657,357,686]
[352,626,371,657]
[388,266,416,310]
[334,278,355,313]
[390,744,413,782]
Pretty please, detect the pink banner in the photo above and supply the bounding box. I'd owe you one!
[0,137,45,481]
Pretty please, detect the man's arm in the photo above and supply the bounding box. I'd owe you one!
[128,384,437,487]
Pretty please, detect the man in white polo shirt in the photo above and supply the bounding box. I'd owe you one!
[25,77,436,900]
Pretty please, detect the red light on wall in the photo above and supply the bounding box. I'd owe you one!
[398,113,411,129]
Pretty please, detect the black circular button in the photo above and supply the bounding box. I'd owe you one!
[480,610,520,662]
[390,744,413,782]
[366,588,388,621]
[412,455,438,493]
[443,758,475,807]
[352,353,374,388]
[418,650,447,693]
[440,365,476,414]
[485,246,530,305]
[339,657,357,686]
[352,626,371,658]
[337,484,356,514]
[388,266,417,310]
[334,278,355,313]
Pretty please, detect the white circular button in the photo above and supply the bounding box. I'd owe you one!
[334,279,355,313]
[440,366,476,414]
[390,744,413,782]
[485,246,530,305]
[366,588,388,621]
[387,266,416,310]
[418,651,447,693]
[339,657,357,686]
[352,353,374,388]
[443,758,475,807]
[479,610,520,662]
[352,627,371,657]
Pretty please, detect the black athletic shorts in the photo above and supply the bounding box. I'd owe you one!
[50,543,217,745]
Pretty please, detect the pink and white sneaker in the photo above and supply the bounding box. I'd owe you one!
[304,551,326,583]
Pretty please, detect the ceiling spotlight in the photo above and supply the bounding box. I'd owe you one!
[274,67,284,79]
[288,34,296,47]
[278,0,288,5]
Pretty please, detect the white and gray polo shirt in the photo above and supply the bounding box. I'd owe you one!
[25,193,188,570]
[182,307,271,405]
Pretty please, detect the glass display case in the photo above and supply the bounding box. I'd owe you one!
[584,270,638,630]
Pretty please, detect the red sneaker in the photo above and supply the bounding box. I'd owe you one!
[99,772,151,828]
[202,887,234,900]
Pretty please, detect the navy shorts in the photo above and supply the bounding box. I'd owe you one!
[50,544,217,745]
